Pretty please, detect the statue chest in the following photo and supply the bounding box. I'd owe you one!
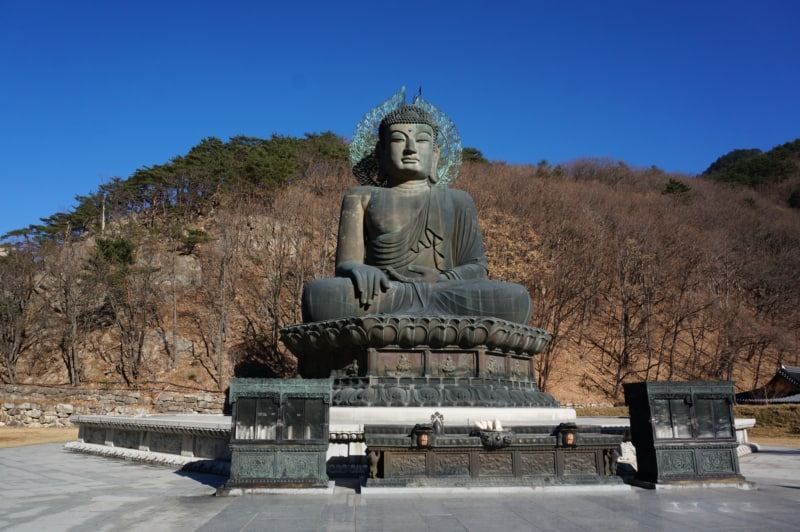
[362,189,453,270]
[364,191,432,236]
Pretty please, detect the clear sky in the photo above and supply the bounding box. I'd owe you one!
[2,1,798,237]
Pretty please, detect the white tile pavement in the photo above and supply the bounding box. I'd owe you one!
[0,442,797,531]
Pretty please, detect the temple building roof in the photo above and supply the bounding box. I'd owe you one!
[736,365,800,404]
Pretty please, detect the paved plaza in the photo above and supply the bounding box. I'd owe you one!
[0,442,798,531]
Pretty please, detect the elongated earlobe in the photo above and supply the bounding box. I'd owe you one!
[428,146,441,184]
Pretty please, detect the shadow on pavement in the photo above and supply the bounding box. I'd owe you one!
[758,449,800,456]
[175,468,228,489]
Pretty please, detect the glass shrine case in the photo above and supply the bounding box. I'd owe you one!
[624,381,743,484]
[221,378,332,492]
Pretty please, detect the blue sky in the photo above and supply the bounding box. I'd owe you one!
[1,1,798,236]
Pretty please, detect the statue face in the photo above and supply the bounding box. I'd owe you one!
[380,123,438,184]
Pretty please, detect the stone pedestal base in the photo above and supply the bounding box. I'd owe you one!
[332,375,557,407]
[281,315,559,409]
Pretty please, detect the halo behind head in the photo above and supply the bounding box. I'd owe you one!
[350,86,462,187]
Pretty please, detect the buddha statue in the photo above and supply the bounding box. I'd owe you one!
[301,102,533,325]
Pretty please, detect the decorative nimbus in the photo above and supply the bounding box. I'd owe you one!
[350,86,462,187]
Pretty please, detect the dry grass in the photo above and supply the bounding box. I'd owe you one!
[0,427,78,449]
[735,404,800,438]
[749,436,800,448]
[575,406,629,417]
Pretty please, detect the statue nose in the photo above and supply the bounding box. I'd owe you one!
[405,138,417,152]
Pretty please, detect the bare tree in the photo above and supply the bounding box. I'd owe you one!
[86,230,160,386]
[0,243,44,383]
[235,183,337,377]
[191,207,244,389]
[40,240,98,386]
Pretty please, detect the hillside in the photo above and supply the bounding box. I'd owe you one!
[2,137,799,405]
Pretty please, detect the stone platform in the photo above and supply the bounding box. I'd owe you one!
[65,407,578,475]
[64,414,231,475]
[64,410,757,481]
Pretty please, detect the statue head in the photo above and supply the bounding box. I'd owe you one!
[379,105,439,142]
[377,105,441,185]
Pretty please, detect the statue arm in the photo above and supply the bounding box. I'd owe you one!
[334,189,368,270]
[444,191,489,280]
[393,263,486,282]
[334,188,390,308]
[441,263,488,281]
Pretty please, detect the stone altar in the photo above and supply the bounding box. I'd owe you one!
[362,416,624,488]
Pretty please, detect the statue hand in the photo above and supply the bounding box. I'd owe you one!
[386,265,442,283]
[339,263,390,308]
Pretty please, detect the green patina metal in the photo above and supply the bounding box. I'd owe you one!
[363,420,624,487]
[624,381,745,486]
[292,88,554,408]
[220,378,332,492]
[350,86,462,187]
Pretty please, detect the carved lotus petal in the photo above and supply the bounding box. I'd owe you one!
[428,324,458,348]
[491,389,512,405]
[324,327,344,348]
[514,333,530,353]
[509,390,526,403]
[304,329,322,350]
[343,323,367,346]
[351,387,378,405]
[382,387,409,404]
[445,387,474,403]
[360,316,379,333]
[392,316,409,329]
[368,323,398,346]
[279,331,296,349]
[458,324,489,348]
[413,387,442,404]
[504,330,523,351]
[398,323,427,348]
[531,333,551,354]
[486,326,509,350]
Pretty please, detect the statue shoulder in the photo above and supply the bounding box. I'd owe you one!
[344,185,378,196]
[440,187,478,209]
[342,185,378,202]
[341,185,378,211]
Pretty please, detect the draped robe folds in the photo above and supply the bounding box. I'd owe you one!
[301,186,532,324]
[367,187,485,277]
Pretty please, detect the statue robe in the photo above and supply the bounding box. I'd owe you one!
[366,187,487,278]
[302,186,532,324]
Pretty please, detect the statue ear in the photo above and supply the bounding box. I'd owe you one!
[429,144,441,184]
[375,141,387,163]
[374,142,388,184]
